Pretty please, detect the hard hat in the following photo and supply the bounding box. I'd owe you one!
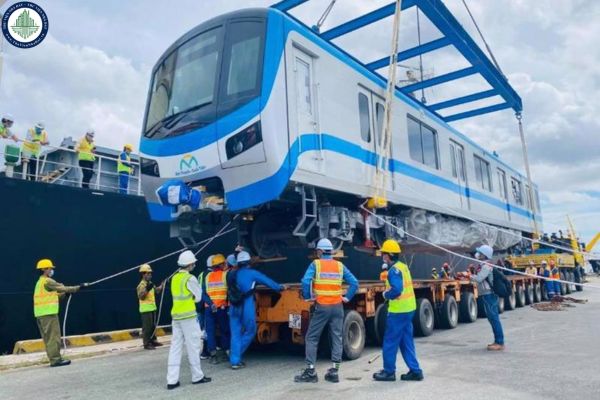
[226,254,237,267]
[236,251,251,263]
[432,267,437,271]
[36,259,55,269]
[2,114,14,122]
[316,238,334,251]
[139,264,153,273]
[124,144,133,151]
[35,122,45,130]
[381,239,401,254]
[541,260,548,265]
[178,250,197,266]
[86,129,95,137]
[211,254,226,267]
[475,245,494,260]
[206,255,214,267]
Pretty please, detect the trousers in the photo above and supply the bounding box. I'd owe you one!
[482,294,504,345]
[37,314,62,365]
[382,311,421,374]
[140,311,157,346]
[119,173,129,194]
[229,296,256,365]
[305,302,344,366]
[167,317,204,385]
[79,160,95,189]
[205,307,230,353]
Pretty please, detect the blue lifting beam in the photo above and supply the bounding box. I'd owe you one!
[428,89,497,111]
[444,102,512,122]
[400,66,478,93]
[365,37,452,71]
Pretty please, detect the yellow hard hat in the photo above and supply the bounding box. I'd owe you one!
[36,259,55,269]
[211,254,226,267]
[139,264,153,273]
[381,239,401,254]
[124,144,133,151]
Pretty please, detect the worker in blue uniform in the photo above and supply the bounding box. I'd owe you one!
[228,251,286,369]
[373,239,423,382]
[540,260,556,299]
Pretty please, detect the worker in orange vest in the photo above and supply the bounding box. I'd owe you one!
[294,238,359,384]
[550,260,562,296]
[201,254,230,364]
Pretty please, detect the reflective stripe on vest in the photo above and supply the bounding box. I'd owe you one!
[386,262,417,313]
[22,128,46,156]
[205,270,228,308]
[117,152,132,174]
[313,259,343,305]
[77,138,95,161]
[551,268,560,280]
[171,271,197,320]
[139,281,157,313]
[33,277,59,317]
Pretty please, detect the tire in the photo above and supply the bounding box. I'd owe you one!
[541,283,549,301]
[533,283,542,303]
[477,297,487,318]
[413,298,434,337]
[569,271,577,293]
[459,292,477,323]
[342,310,365,360]
[498,296,505,314]
[504,288,516,311]
[515,285,526,307]
[565,272,572,294]
[373,303,387,345]
[559,272,567,295]
[575,268,584,292]
[524,284,534,305]
[439,294,459,329]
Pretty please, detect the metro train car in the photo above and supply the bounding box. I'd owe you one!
[139,8,541,258]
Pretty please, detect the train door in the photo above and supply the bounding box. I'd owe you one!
[497,168,511,220]
[449,141,470,210]
[292,47,323,174]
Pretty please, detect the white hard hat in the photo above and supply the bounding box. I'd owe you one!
[2,114,14,122]
[316,238,334,251]
[86,129,95,137]
[35,122,45,129]
[178,250,197,266]
[475,244,494,260]
[236,251,251,263]
[541,260,548,265]
[206,255,214,268]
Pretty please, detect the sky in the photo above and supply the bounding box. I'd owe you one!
[1,0,599,242]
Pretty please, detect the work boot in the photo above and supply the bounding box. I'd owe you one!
[400,371,424,381]
[294,367,318,383]
[192,377,212,384]
[167,382,180,390]
[324,368,339,383]
[50,359,71,367]
[151,340,163,347]
[373,369,396,382]
[209,354,220,365]
[144,344,156,350]
[487,343,505,351]
[231,361,246,370]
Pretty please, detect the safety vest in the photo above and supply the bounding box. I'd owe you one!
[386,262,416,314]
[22,128,47,157]
[33,277,59,318]
[171,270,197,320]
[312,259,343,305]
[551,267,560,281]
[205,270,228,308]
[117,152,132,174]
[139,280,157,313]
[77,138,95,161]
[0,123,9,138]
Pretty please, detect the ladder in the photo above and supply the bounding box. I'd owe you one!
[293,185,317,237]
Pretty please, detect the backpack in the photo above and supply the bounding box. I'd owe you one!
[227,270,253,306]
[490,267,512,298]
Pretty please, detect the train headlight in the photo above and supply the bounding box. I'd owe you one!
[225,122,262,160]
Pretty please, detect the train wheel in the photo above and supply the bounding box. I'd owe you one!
[477,297,487,318]
[504,289,516,311]
[559,273,567,295]
[459,292,477,323]
[498,296,505,314]
[373,303,387,345]
[342,310,365,360]
[439,294,459,329]
[413,298,434,337]
[515,285,526,307]
[524,284,534,305]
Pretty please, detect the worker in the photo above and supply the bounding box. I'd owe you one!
[198,255,213,361]
[541,260,556,299]
[201,254,230,364]
[228,250,286,369]
[75,130,96,189]
[550,260,562,296]
[373,239,423,382]
[226,253,237,270]
[22,122,49,181]
[118,144,134,194]
[470,244,504,351]
[166,250,212,390]
[431,268,439,280]
[295,238,359,383]
[525,261,537,277]
[441,262,451,279]
[33,259,87,367]
[137,264,164,350]
[0,114,18,141]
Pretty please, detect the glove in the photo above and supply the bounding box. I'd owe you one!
[210,304,218,313]
[146,281,154,291]
[79,283,90,290]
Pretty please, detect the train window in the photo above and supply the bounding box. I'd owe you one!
[375,103,385,145]
[407,115,439,169]
[449,143,458,178]
[358,93,371,142]
[296,59,312,115]
[511,177,523,205]
[474,155,492,191]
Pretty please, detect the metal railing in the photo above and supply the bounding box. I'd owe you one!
[1,139,144,196]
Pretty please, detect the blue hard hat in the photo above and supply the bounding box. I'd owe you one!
[226,254,237,267]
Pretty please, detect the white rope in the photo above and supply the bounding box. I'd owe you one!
[62,294,73,352]
[361,205,600,290]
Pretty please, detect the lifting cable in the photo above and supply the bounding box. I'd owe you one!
[361,204,600,290]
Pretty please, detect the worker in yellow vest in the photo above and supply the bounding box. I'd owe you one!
[373,239,423,382]
[167,250,212,390]
[75,130,96,189]
[118,144,134,194]
[201,254,230,364]
[0,114,18,141]
[22,122,49,181]
[33,259,87,367]
[137,264,164,350]
[294,238,359,383]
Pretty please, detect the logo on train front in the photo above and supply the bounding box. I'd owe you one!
[2,2,49,48]
[177,154,205,176]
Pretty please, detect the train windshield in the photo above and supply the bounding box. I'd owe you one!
[144,19,265,140]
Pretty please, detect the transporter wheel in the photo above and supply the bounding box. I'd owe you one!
[524,284,534,305]
[575,269,584,292]
[477,297,487,318]
[541,284,549,301]
[438,294,459,329]
[533,283,542,303]
[504,288,516,311]
[373,303,388,346]
[569,271,577,293]
[413,298,434,337]
[515,285,526,308]
[498,296,505,314]
[342,310,365,360]
[559,272,567,295]
[458,292,477,323]
[565,272,573,294]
